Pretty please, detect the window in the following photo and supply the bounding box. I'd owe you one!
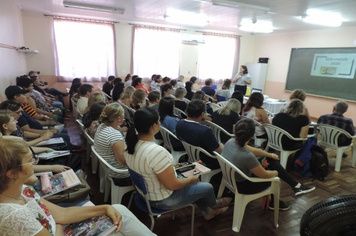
[53,19,115,82]
[197,35,238,82]
[133,27,181,79]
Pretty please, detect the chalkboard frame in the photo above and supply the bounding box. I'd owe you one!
[285,47,356,101]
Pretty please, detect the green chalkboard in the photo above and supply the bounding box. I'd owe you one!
[285,47,356,101]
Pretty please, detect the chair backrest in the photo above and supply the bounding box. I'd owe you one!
[76,119,84,132]
[201,120,235,143]
[84,129,94,145]
[102,90,112,100]
[127,167,148,195]
[180,140,216,163]
[160,126,180,151]
[216,95,227,102]
[314,124,352,149]
[91,146,130,176]
[217,101,228,108]
[263,124,306,151]
[174,107,187,118]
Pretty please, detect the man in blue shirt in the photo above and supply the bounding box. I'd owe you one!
[201,78,216,97]
[176,100,223,170]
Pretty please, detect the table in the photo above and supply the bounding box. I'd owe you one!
[243,96,288,114]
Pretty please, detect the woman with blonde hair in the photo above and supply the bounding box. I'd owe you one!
[273,99,309,150]
[84,92,105,114]
[94,103,132,186]
[130,88,146,111]
[212,98,241,143]
[280,89,311,123]
[120,86,135,107]
[0,138,156,236]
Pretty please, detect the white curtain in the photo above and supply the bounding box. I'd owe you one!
[133,27,180,79]
[53,19,116,82]
[197,34,238,83]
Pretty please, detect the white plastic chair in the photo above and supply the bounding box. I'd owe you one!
[159,126,186,163]
[91,146,134,204]
[201,120,235,143]
[314,124,356,172]
[180,140,221,183]
[75,119,84,136]
[252,119,267,148]
[173,107,187,118]
[214,151,280,232]
[263,124,307,169]
[217,101,228,108]
[83,129,99,174]
[71,98,79,119]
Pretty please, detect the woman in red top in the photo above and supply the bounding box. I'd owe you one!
[132,77,148,95]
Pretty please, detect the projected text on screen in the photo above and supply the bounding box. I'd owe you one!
[310,53,356,79]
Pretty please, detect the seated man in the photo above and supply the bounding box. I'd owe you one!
[76,84,94,116]
[317,101,355,156]
[176,100,223,170]
[103,75,115,96]
[201,78,216,97]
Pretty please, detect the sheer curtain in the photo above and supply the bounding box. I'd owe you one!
[197,34,238,83]
[53,19,116,82]
[133,26,181,79]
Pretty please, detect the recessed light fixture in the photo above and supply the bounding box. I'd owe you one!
[164,9,209,26]
[302,9,342,27]
[212,0,273,14]
[63,1,125,14]
[239,20,273,33]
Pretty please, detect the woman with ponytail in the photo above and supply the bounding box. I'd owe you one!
[84,102,106,139]
[221,119,315,210]
[124,107,231,220]
[94,103,132,186]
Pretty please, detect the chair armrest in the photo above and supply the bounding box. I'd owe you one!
[248,177,280,183]
[307,133,316,138]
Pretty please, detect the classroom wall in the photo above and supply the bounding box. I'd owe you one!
[240,27,356,119]
[0,0,27,101]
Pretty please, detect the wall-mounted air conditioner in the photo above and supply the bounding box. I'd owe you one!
[181,32,205,44]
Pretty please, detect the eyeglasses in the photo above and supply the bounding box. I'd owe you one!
[20,153,39,166]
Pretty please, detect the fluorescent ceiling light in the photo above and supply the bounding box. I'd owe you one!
[239,20,273,33]
[63,1,125,14]
[302,9,342,27]
[164,9,209,26]
[212,0,272,13]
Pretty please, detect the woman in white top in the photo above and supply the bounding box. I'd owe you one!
[0,138,155,236]
[94,103,131,186]
[123,107,231,220]
[124,73,132,88]
[232,65,251,95]
[216,79,232,101]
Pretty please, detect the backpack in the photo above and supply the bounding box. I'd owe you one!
[309,145,329,181]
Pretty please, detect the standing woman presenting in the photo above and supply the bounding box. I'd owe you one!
[232,65,251,95]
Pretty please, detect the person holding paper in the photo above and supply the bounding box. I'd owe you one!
[232,65,251,95]
[0,139,156,236]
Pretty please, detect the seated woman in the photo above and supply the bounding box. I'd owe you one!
[242,92,270,138]
[120,86,135,107]
[84,102,106,139]
[124,107,230,220]
[82,92,105,122]
[231,91,244,115]
[94,103,132,186]
[221,119,315,211]
[280,89,311,124]
[211,98,241,143]
[130,88,146,111]
[192,91,213,119]
[272,99,309,150]
[132,77,149,95]
[174,87,188,113]
[124,74,132,88]
[161,84,174,98]
[147,90,161,110]
[184,81,195,101]
[216,79,232,101]
[151,74,162,91]
[0,138,156,236]
[112,82,125,102]
[190,76,198,92]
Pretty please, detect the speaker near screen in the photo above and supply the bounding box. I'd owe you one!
[285,47,356,101]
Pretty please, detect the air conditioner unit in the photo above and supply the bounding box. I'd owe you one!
[181,32,205,44]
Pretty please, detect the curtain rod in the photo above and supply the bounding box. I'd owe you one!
[44,14,119,24]
[129,23,183,31]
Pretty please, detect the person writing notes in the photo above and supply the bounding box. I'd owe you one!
[232,65,251,95]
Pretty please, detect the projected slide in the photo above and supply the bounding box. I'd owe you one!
[310,53,356,79]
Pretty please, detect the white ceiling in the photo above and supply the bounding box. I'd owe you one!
[13,0,356,35]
